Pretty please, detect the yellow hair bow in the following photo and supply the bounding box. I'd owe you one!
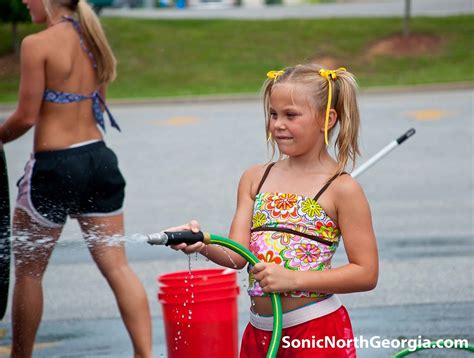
[319,67,347,145]
[267,70,285,81]
[319,67,346,81]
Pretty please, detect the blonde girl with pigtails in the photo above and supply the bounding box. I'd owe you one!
[170,63,378,357]
[0,0,152,356]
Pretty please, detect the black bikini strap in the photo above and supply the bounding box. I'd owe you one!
[256,162,276,194]
[313,172,348,201]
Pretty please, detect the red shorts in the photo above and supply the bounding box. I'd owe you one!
[240,306,356,358]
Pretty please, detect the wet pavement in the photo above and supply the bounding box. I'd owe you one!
[0,88,473,356]
[1,303,473,356]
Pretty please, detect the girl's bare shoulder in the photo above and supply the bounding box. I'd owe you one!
[24,23,71,52]
[240,162,275,196]
[21,25,58,53]
[20,33,48,60]
[333,173,367,203]
[242,162,277,181]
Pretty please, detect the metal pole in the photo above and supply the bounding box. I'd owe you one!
[404,0,412,37]
[351,128,416,178]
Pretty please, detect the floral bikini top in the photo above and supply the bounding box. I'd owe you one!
[247,163,347,299]
[42,16,120,133]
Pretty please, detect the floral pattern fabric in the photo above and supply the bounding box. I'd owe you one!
[248,192,341,298]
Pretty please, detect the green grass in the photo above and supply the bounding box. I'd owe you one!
[0,16,473,102]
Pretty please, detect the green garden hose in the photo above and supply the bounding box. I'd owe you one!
[208,234,283,358]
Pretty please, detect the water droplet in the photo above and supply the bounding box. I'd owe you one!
[188,255,192,275]
[218,246,238,268]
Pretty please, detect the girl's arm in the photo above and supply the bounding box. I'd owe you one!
[253,176,378,294]
[171,166,260,269]
[0,35,45,143]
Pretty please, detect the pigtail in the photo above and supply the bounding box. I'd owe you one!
[77,0,116,85]
[262,69,292,162]
[333,71,360,174]
[263,77,276,161]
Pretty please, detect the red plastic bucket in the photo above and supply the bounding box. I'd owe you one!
[159,282,237,296]
[158,268,240,358]
[158,268,236,287]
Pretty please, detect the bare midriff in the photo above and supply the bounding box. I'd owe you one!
[251,295,322,316]
[34,101,102,152]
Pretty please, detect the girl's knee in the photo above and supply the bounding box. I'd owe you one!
[98,262,134,282]
[14,265,46,283]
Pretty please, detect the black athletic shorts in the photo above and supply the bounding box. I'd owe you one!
[16,141,125,228]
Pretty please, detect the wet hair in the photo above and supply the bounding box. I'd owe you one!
[263,63,361,174]
[42,0,116,85]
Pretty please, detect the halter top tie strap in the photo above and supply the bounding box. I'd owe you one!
[42,16,121,133]
[42,90,121,132]
[62,16,97,68]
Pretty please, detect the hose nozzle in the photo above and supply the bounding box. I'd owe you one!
[146,232,169,245]
[147,231,211,246]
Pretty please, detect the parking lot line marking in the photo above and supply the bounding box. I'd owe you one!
[407,109,451,121]
[152,116,199,126]
[0,341,60,356]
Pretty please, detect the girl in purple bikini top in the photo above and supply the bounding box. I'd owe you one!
[42,16,120,132]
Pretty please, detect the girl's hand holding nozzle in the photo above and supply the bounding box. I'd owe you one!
[152,223,246,270]
[163,220,206,254]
